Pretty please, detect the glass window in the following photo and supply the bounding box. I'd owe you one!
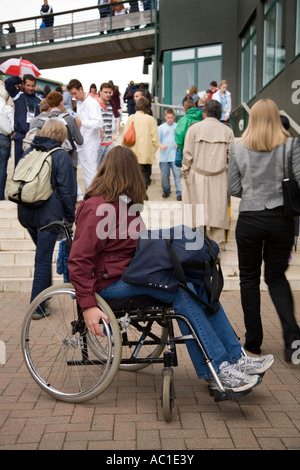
[164,44,222,106]
[197,44,222,58]
[296,0,300,56]
[241,19,257,102]
[198,58,222,93]
[263,0,286,85]
[172,49,195,61]
[172,62,194,105]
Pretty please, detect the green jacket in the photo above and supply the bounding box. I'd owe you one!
[175,108,203,150]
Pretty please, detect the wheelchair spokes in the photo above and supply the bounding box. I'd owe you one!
[21,284,122,403]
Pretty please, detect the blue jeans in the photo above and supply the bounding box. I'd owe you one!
[159,161,181,196]
[99,280,241,379]
[27,226,57,309]
[0,134,11,199]
[97,143,114,168]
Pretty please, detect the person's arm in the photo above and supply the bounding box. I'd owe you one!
[68,200,110,336]
[158,126,167,150]
[228,143,242,198]
[54,150,77,223]
[81,98,104,130]
[225,92,232,121]
[175,117,187,151]
[68,116,84,146]
[151,118,159,153]
[292,137,300,190]
[5,76,22,99]
[181,125,195,178]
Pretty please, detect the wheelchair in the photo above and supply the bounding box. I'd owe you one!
[21,221,251,422]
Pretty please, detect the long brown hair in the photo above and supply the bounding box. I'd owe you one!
[84,145,146,204]
[241,99,290,151]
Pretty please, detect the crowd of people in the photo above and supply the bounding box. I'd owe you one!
[1,70,299,398]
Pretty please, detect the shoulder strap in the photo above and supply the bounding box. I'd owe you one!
[283,138,295,180]
[166,236,223,315]
[287,138,295,179]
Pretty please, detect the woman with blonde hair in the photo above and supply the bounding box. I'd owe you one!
[228,99,300,361]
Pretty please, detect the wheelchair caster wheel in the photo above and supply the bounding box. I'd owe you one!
[161,368,175,422]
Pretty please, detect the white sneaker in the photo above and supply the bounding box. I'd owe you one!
[231,354,274,375]
[209,361,261,393]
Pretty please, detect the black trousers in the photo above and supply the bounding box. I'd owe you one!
[236,208,300,349]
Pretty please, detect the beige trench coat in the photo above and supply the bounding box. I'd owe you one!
[181,117,234,230]
[123,111,159,165]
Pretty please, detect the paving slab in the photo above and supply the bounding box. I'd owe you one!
[1,289,300,451]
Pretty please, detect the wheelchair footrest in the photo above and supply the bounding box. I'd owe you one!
[208,386,252,402]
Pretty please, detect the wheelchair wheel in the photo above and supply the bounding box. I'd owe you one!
[21,283,122,403]
[119,314,169,371]
[161,370,174,422]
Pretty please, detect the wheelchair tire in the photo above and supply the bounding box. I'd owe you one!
[21,283,122,403]
[162,372,174,422]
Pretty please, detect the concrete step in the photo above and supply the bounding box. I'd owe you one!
[1,151,300,291]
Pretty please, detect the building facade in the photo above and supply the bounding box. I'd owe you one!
[158,0,300,134]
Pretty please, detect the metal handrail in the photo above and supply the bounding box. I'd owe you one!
[279,110,300,135]
[0,1,156,50]
[1,1,144,26]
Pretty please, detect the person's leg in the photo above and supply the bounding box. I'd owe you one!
[99,280,241,379]
[27,227,57,310]
[171,161,181,198]
[0,134,11,199]
[235,214,264,353]
[159,161,171,195]
[13,133,24,167]
[263,214,300,351]
[78,145,98,190]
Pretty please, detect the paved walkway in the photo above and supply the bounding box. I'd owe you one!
[1,288,300,451]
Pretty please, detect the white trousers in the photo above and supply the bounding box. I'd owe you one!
[77,142,99,191]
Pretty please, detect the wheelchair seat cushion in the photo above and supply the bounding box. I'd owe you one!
[105,295,172,312]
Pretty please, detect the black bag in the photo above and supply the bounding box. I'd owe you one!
[122,226,224,315]
[282,138,300,216]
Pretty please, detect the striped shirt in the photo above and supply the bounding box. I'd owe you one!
[98,100,113,145]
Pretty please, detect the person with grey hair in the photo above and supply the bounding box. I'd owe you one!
[181,99,234,248]
[0,85,14,199]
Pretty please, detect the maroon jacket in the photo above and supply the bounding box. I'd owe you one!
[68,194,145,310]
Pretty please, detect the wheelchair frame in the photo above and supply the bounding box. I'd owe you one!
[21,221,250,422]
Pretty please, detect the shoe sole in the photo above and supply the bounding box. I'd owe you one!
[209,374,262,393]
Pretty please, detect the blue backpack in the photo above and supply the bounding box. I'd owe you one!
[122,225,223,314]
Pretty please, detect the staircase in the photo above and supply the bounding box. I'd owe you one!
[1,140,300,293]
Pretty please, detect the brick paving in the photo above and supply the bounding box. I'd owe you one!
[1,288,300,451]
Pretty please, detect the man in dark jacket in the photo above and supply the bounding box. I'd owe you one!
[5,74,41,166]
[18,120,77,319]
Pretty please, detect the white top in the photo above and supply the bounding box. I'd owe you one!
[76,94,103,147]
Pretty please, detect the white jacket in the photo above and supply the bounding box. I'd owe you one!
[0,97,14,136]
[213,89,232,120]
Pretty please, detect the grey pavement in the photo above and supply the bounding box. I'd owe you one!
[1,289,300,451]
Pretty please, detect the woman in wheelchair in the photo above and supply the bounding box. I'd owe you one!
[68,145,274,395]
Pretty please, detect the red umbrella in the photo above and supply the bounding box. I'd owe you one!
[0,58,41,78]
